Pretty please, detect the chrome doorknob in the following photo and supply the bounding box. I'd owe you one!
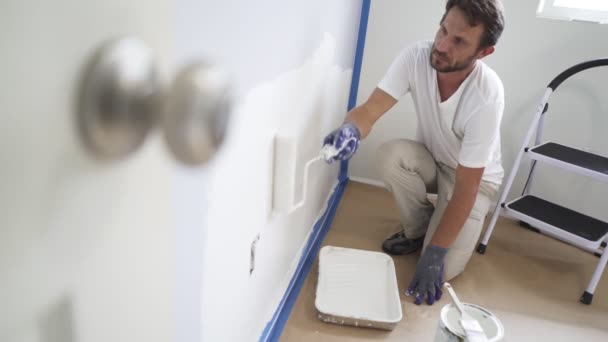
[78,37,161,161]
[77,37,232,166]
[162,63,231,166]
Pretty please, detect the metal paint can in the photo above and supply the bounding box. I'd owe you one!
[434,303,504,341]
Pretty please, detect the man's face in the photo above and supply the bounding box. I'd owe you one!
[431,6,487,73]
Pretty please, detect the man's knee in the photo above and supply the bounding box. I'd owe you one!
[443,250,473,282]
[377,140,403,169]
[376,140,423,177]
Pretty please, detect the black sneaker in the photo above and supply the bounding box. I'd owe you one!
[382,230,424,255]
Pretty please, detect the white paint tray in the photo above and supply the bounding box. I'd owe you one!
[315,246,403,330]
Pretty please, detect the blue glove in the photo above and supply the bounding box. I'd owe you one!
[405,245,447,305]
[321,122,361,164]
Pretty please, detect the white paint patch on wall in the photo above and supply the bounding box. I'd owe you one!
[173,1,362,339]
[199,32,354,341]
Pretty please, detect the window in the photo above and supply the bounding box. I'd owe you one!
[537,0,608,23]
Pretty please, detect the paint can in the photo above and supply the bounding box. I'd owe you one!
[434,303,504,342]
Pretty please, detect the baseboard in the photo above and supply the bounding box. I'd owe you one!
[348,176,386,188]
[348,176,440,204]
[258,179,347,342]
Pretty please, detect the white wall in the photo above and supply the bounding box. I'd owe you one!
[174,1,363,340]
[352,0,608,220]
[0,2,362,341]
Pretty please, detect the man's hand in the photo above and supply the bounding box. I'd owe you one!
[406,245,448,305]
[320,88,396,163]
[321,122,361,163]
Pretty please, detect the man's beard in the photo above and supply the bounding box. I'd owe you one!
[430,48,477,73]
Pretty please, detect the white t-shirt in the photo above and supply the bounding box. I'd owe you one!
[378,41,504,185]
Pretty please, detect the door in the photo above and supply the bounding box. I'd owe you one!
[0,1,220,341]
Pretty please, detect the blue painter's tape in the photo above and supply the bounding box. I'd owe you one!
[348,0,371,112]
[341,0,371,182]
[259,180,347,342]
[259,1,370,340]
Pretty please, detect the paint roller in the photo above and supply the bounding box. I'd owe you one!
[271,136,341,215]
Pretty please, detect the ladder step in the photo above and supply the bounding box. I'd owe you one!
[507,195,608,242]
[528,142,608,181]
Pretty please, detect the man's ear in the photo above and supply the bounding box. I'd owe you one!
[477,45,495,59]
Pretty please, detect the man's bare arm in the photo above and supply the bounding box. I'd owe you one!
[345,88,397,138]
[430,164,484,248]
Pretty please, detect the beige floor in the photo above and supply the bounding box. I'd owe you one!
[280,181,608,341]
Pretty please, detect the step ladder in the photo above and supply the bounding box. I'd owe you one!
[476,58,608,305]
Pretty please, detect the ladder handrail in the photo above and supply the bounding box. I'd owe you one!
[548,58,608,91]
[528,59,608,194]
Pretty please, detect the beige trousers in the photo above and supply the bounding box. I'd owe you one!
[376,139,499,281]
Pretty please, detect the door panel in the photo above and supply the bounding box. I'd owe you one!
[0,1,175,341]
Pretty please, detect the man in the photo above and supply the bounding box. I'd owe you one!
[322,0,505,306]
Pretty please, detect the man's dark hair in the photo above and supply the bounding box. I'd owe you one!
[441,0,505,48]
